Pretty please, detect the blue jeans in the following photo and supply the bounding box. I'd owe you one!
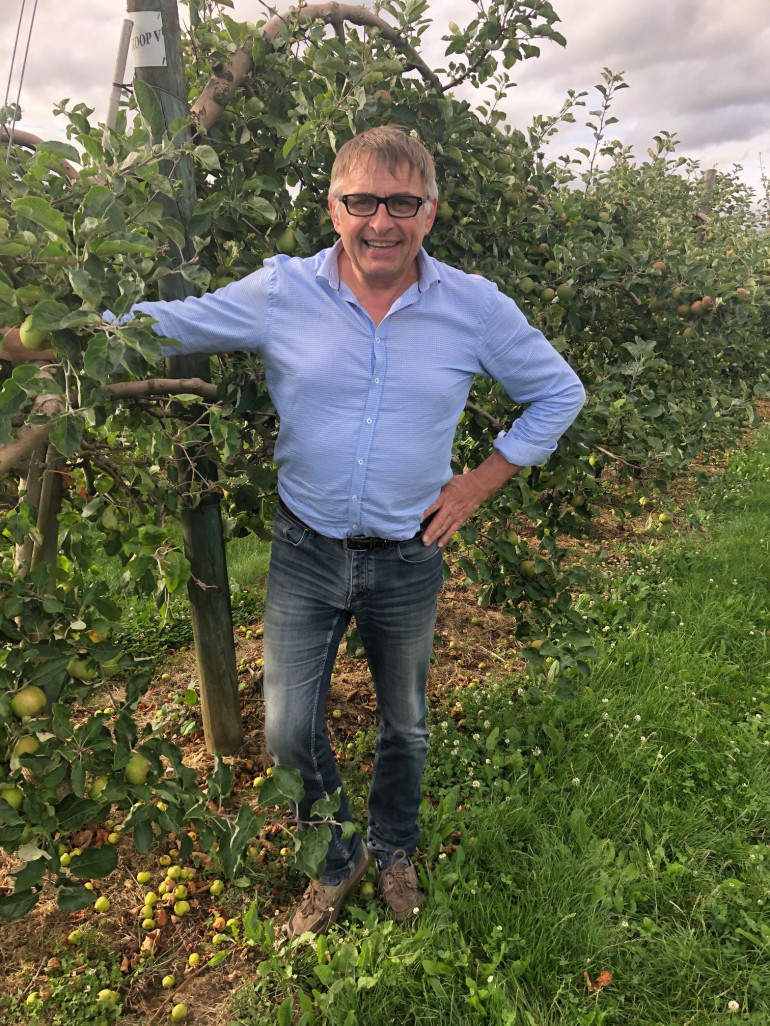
[263,506,444,885]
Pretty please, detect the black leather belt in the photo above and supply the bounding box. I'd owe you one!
[278,497,426,550]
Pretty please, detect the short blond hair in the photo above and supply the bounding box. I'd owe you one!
[329,127,438,200]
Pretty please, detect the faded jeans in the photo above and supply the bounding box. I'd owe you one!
[263,506,443,885]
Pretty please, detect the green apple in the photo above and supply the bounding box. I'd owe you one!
[96,989,119,1009]
[275,228,297,255]
[125,753,150,785]
[18,314,51,351]
[67,657,97,682]
[12,735,39,759]
[0,784,23,810]
[88,775,109,799]
[10,685,46,718]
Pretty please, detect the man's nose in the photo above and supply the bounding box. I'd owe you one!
[368,203,397,230]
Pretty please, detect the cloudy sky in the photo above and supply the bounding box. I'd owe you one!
[3,0,769,201]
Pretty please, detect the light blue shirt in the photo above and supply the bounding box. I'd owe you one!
[126,241,585,540]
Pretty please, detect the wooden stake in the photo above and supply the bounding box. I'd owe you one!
[127,0,242,754]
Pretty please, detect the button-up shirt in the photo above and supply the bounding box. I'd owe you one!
[126,241,585,540]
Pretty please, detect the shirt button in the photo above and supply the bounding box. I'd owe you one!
[374,377,380,383]
[352,495,358,501]
[366,418,372,424]
[358,459,363,465]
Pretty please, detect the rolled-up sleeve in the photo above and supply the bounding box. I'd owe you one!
[478,291,585,466]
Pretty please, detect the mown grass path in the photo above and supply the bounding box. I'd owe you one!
[234,427,770,1026]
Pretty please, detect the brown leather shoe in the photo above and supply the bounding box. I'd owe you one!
[377,852,423,922]
[283,848,372,939]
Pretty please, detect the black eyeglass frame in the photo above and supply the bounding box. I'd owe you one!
[337,193,427,218]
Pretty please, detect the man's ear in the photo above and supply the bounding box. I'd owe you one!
[423,197,438,234]
[328,196,342,234]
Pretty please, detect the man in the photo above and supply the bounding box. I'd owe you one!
[2,127,585,937]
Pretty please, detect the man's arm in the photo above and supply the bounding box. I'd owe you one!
[0,328,55,363]
[421,450,521,549]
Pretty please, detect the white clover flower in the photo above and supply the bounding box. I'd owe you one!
[601,698,609,704]
[532,747,542,757]
[439,852,447,860]
[487,975,494,984]
[472,780,481,789]
[634,714,641,723]
[727,1000,740,1013]
[571,777,581,787]
[621,920,629,928]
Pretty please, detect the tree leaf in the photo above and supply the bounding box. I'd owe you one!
[310,789,341,819]
[84,334,125,382]
[68,844,119,879]
[258,765,304,807]
[295,824,331,879]
[194,145,221,170]
[26,298,71,333]
[133,78,165,139]
[0,889,39,920]
[57,882,96,912]
[207,755,234,803]
[13,196,70,241]
[50,412,85,457]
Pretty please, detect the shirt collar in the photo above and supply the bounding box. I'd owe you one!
[317,240,442,294]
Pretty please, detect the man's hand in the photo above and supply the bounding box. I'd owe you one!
[421,451,522,548]
[0,328,55,363]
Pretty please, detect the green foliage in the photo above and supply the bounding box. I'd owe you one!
[1,0,769,919]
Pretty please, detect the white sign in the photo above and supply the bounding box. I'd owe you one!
[131,11,167,68]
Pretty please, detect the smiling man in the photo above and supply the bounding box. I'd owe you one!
[1,126,585,936]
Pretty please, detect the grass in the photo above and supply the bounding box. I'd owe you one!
[231,428,770,1025]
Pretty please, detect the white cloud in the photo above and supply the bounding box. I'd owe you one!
[2,0,768,196]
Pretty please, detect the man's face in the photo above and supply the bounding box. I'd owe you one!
[329,160,436,292]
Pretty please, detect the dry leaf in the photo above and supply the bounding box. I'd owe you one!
[584,970,612,992]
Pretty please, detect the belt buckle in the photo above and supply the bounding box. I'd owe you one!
[344,536,374,551]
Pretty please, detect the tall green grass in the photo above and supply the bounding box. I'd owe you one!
[234,427,770,1025]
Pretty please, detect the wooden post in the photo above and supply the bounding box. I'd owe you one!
[127,0,243,754]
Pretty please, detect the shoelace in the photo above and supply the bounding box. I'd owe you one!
[297,881,337,916]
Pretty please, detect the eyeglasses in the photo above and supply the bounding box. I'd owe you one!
[338,194,426,218]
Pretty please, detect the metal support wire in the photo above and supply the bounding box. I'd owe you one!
[4,0,40,165]
[3,0,26,104]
